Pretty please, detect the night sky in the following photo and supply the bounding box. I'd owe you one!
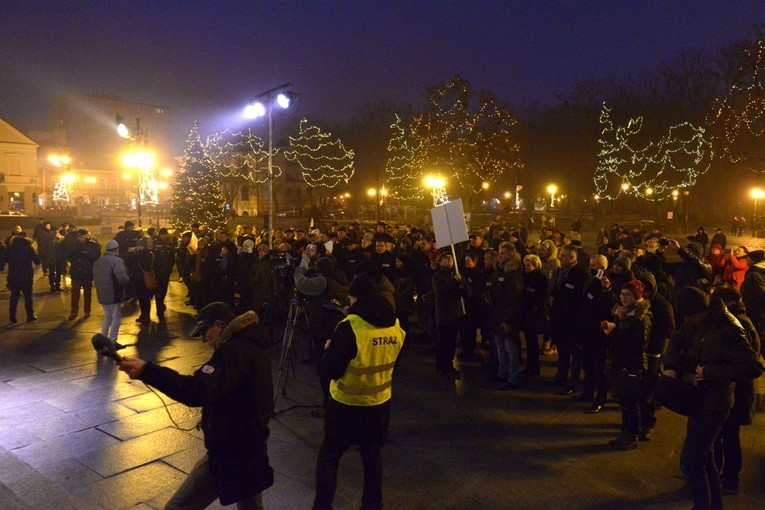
[2,1,764,150]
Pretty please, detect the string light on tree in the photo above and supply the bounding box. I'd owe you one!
[169,121,227,230]
[408,75,523,205]
[593,103,712,200]
[206,129,283,183]
[285,118,355,188]
[707,31,765,172]
[384,114,423,201]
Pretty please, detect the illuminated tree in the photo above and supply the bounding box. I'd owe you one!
[409,75,523,205]
[286,118,355,189]
[384,114,422,201]
[170,121,227,230]
[707,32,765,172]
[594,103,712,200]
[206,129,283,215]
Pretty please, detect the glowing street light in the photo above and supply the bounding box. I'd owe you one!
[482,182,489,190]
[243,83,295,249]
[752,187,765,236]
[504,191,511,199]
[546,184,557,208]
[424,175,446,206]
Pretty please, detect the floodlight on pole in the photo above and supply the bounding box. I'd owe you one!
[243,83,295,249]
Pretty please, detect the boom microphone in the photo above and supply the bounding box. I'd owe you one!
[91,333,122,362]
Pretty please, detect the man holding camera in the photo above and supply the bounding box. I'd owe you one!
[119,302,274,509]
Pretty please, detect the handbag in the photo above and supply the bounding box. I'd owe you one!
[143,269,158,290]
[654,374,704,417]
[141,252,158,290]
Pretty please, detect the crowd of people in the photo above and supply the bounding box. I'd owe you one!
[2,215,765,510]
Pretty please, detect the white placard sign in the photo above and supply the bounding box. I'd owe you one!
[430,198,469,248]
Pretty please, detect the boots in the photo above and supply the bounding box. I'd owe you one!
[609,433,638,451]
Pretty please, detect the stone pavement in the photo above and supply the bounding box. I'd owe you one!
[1,255,765,509]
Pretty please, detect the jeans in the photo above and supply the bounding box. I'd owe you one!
[714,419,742,490]
[680,411,728,510]
[165,455,263,510]
[71,278,93,315]
[100,303,122,341]
[495,332,520,383]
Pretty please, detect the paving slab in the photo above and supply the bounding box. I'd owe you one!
[70,461,186,510]
[75,427,200,477]
[10,427,121,469]
[97,402,199,440]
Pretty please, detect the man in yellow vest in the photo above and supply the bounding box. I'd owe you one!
[313,273,405,510]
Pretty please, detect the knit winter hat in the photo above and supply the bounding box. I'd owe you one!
[621,280,644,300]
[614,254,633,271]
[349,274,376,299]
[684,242,704,259]
[105,240,119,251]
[749,250,765,264]
[674,286,709,317]
[316,256,336,275]
[242,239,255,253]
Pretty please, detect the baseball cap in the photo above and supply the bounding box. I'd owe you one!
[190,302,234,337]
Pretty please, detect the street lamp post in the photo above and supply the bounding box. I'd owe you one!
[546,184,557,209]
[424,175,446,207]
[752,187,765,237]
[244,83,295,249]
[116,116,150,228]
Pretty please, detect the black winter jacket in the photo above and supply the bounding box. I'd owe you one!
[5,236,40,288]
[67,239,101,281]
[139,312,274,505]
[664,306,762,413]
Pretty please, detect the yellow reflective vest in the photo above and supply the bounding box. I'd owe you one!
[330,314,405,406]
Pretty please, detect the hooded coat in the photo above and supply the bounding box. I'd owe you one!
[138,311,274,505]
[486,253,524,333]
[5,236,40,288]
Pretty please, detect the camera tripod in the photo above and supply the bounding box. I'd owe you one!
[273,296,308,408]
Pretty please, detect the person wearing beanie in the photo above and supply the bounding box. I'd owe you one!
[709,283,761,494]
[663,285,762,509]
[668,242,712,293]
[606,252,635,295]
[294,247,349,369]
[741,249,765,333]
[605,279,651,451]
[93,237,130,346]
[313,274,403,510]
[432,252,471,380]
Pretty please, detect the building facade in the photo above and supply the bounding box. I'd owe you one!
[0,117,40,215]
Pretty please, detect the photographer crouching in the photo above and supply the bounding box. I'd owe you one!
[118,302,274,509]
[293,244,349,416]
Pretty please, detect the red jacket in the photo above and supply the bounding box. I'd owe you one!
[722,252,748,290]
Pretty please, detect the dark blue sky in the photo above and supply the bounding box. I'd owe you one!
[1,1,764,147]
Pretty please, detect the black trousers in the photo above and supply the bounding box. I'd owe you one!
[436,324,459,371]
[582,341,608,403]
[48,262,64,290]
[10,283,34,319]
[155,276,170,315]
[714,419,743,489]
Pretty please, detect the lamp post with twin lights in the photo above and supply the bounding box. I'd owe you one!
[116,116,155,228]
[244,83,295,249]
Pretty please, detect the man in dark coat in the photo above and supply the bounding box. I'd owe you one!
[4,232,40,323]
[67,229,101,320]
[119,303,274,508]
[152,227,176,320]
[549,244,588,393]
[432,252,469,379]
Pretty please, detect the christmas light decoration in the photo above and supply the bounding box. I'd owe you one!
[384,114,423,201]
[205,129,283,183]
[707,33,765,172]
[285,118,354,188]
[52,174,74,203]
[170,121,227,230]
[408,75,523,202]
[593,103,712,200]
